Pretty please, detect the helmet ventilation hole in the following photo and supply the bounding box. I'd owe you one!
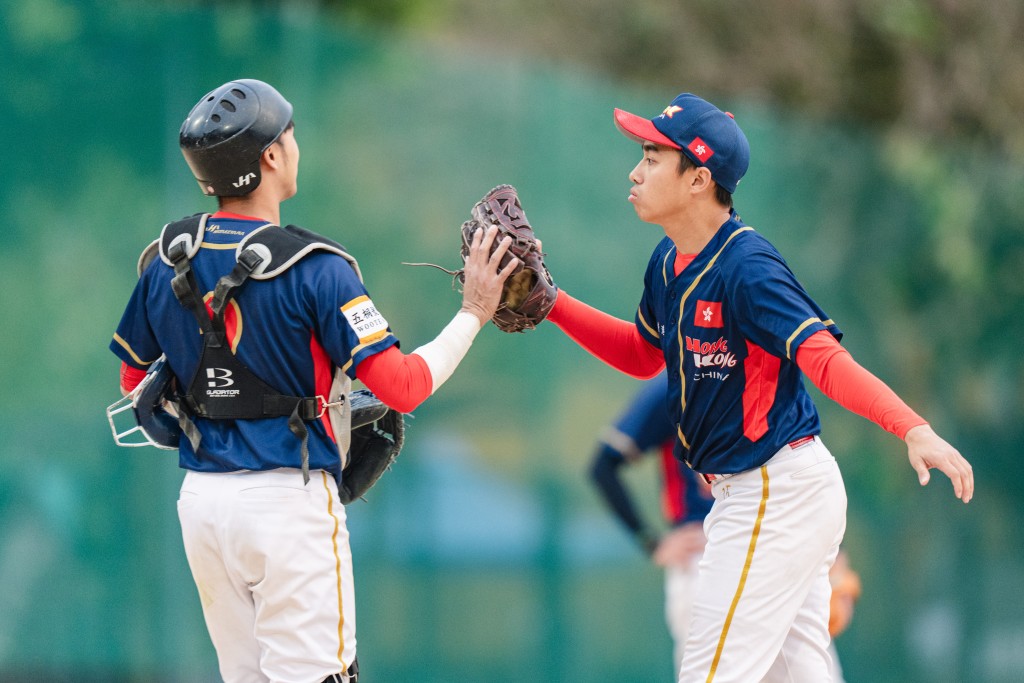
[232,89,246,99]
[211,114,221,122]
[220,100,236,112]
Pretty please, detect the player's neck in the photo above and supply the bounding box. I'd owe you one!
[218,193,282,226]
[663,205,731,255]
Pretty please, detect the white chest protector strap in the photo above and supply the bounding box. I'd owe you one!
[152,213,362,483]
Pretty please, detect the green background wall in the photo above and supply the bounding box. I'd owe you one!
[1,2,1022,681]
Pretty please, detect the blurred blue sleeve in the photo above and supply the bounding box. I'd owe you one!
[588,372,674,554]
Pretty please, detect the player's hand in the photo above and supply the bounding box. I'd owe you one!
[459,225,519,326]
[652,522,706,568]
[904,424,973,503]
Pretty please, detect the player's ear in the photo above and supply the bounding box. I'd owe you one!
[262,142,281,170]
[691,166,714,193]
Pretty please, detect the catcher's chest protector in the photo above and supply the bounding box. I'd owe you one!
[146,214,363,481]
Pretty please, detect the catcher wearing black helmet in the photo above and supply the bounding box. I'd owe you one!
[179,78,294,197]
[108,78,519,683]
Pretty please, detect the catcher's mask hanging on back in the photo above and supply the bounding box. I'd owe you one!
[106,355,182,450]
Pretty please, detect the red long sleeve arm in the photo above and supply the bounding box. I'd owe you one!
[120,362,147,394]
[795,330,928,439]
[546,290,665,379]
[355,345,433,413]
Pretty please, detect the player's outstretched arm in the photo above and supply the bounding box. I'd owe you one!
[904,424,974,503]
[796,330,974,504]
[546,292,665,379]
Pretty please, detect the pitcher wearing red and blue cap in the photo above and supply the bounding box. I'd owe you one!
[537,92,973,682]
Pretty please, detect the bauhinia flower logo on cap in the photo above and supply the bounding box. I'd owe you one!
[613,93,751,194]
[687,137,715,163]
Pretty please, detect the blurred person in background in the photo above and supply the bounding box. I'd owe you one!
[589,370,713,676]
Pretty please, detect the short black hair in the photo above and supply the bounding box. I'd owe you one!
[679,152,733,208]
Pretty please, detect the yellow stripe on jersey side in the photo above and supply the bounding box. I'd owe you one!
[320,471,349,671]
[112,333,155,366]
[785,317,835,360]
[707,465,770,682]
[199,241,240,250]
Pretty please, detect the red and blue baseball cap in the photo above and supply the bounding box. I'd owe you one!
[614,93,750,193]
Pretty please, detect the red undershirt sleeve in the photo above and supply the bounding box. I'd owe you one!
[120,362,147,394]
[546,290,665,379]
[355,345,433,413]
[795,330,928,439]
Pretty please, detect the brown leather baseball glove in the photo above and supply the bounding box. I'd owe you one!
[403,184,557,332]
[459,184,557,333]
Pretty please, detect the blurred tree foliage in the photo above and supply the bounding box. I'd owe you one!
[321,0,1024,159]
[1,2,1021,679]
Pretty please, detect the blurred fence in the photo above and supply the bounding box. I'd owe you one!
[1,2,1022,681]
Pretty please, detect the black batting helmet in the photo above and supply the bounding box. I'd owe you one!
[179,79,293,197]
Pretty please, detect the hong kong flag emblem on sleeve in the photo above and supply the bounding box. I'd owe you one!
[694,300,723,327]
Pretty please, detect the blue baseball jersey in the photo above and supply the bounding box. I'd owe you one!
[607,372,713,525]
[635,211,842,474]
[110,215,398,476]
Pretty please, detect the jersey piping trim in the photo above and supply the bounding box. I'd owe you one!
[320,471,349,671]
[706,465,770,682]
[674,226,754,441]
[112,333,156,366]
[661,247,675,286]
[199,241,241,250]
[637,308,659,339]
[676,425,690,450]
[339,334,396,374]
[784,317,834,360]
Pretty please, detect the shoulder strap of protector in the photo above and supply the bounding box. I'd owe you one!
[157,214,209,267]
[239,224,362,283]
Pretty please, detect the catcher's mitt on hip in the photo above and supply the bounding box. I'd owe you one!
[338,389,405,504]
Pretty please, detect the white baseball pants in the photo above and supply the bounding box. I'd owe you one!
[678,437,847,683]
[178,468,357,683]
